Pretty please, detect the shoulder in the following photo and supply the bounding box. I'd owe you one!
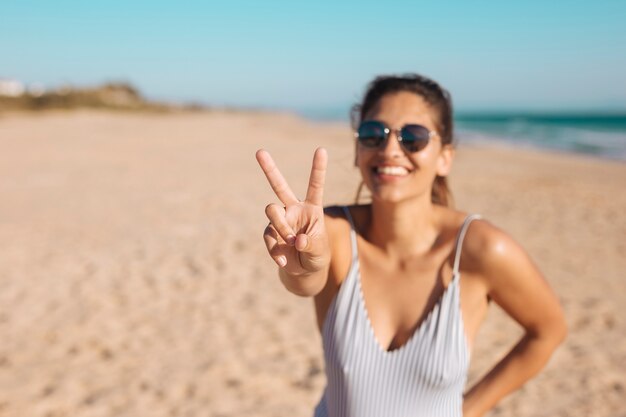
[461,216,538,290]
[322,204,350,250]
[321,204,367,286]
[323,205,348,236]
[460,215,567,340]
[323,204,356,252]
[323,204,369,229]
[323,204,347,220]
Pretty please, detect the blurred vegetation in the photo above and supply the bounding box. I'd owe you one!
[0,82,207,113]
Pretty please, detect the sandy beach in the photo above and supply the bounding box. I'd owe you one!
[0,110,624,417]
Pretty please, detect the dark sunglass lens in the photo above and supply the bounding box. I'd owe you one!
[400,125,431,152]
[357,121,386,147]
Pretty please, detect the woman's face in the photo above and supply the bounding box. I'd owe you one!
[355,91,454,204]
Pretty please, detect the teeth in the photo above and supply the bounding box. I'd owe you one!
[376,166,409,176]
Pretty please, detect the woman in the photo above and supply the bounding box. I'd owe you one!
[255,74,567,417]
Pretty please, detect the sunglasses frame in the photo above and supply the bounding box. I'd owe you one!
[354,120,438,153]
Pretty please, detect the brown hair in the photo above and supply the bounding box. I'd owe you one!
[351,73,455,207]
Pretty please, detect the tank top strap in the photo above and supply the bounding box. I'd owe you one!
[452,214,483,277]
[341,206,358,263]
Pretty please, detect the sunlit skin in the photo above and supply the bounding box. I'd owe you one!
[256,92,567,417]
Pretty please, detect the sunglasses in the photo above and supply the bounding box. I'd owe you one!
[355,120,438,153]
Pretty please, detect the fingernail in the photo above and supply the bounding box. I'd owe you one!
[286,235,296,245]
[277,256,287,267]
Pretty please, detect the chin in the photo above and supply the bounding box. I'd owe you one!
[368,189,412,205]
[365,182,429,206]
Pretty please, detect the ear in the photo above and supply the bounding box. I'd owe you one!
[436,144,455,177]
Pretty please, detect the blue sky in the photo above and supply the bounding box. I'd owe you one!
[2,0,625,112]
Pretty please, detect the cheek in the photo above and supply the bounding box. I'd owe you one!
[416,143,444,167]
[405,146,438,170]
[415,152,436,168]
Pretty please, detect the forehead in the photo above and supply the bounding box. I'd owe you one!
[364,91,437,127]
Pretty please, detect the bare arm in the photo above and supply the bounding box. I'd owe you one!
[256,148,331,297]
[463,225,568,417]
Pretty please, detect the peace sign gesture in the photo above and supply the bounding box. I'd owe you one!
[256,147,331,284]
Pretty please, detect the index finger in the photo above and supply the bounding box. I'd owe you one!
[255,149,300,206]
[305,147,327,206]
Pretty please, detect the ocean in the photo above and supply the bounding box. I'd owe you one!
[298,108,626,162]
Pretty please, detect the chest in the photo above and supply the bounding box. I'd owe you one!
[320,257,472,395]
[358,252,488,353]
[359,256,450,350]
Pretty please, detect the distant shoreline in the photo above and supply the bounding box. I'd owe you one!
[295,108,626,163]
[3,100,624,162]
[0,81,210,114]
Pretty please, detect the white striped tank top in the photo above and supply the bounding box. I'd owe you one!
[314,206,482,417]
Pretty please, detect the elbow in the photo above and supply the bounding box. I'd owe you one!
[555,317,568,345]
[528,314,568,348]
[544,321,568,348]
[551,305,569,345]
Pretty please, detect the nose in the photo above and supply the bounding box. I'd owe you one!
[379,129,403,158]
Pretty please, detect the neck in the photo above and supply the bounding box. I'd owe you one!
[366,195,440,261]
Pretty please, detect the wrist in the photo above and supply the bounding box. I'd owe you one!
[278,266,327,297]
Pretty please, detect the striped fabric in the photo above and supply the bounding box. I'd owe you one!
[313,206,482,417]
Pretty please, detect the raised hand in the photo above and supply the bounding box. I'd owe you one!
[256,147,330,278]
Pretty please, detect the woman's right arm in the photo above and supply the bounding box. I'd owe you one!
[256,147,331,297]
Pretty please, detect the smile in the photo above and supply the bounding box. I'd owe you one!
[375,166,410,176]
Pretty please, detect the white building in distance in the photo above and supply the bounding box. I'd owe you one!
[0,78,26,97]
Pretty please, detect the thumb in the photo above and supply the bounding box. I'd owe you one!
[295,233,309,252]
[295,230,328,256]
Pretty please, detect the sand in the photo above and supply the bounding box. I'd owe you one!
[0,110,624,417]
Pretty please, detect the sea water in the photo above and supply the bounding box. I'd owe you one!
[299,107,626,162]
[455,113,626,161]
